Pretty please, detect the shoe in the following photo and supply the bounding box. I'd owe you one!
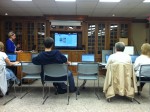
[18,82,21,86]
[0,95,3,98]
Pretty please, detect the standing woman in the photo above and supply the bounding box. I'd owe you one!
[6,31,22,53]
[134,43,150,91]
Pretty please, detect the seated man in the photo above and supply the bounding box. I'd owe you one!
[103,42,137,99]
[32,37,76,93]
[106,42,132,68]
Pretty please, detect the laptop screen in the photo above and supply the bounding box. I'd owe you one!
[7,54,17,62]
[105,54,110,63]
[63,54,68,59]
[130,55,139,63]
[82,54,95,62]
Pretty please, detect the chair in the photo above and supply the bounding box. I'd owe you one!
[103,63,138,102]
[20,62,41,99]
[42,64,69,105]
[76,62,100,100]
[138,64,150,94]
[0,65,16,105]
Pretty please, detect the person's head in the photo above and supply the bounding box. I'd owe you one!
[43,37,54,48]
[141,43,150,57]
[115,42,125,52]
[0,41,4,52]
[8,31,16,40]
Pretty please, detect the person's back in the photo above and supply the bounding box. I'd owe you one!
[106,42,132,69]
[32,37,76,93]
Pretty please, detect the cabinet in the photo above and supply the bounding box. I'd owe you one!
[87,22,130,62]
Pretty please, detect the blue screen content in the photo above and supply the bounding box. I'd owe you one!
[55,33,77,48]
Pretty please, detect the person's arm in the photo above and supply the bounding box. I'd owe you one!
[5,57,19,66]
[6,40,15,53]
[32,54,42,65]
[134,57,140,71]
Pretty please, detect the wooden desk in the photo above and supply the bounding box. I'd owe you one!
[17,52,32,79]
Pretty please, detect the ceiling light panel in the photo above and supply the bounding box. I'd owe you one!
[143,0,150,3]
[12,0,32,1]
[99,0,121,2]
[55,0,76,2]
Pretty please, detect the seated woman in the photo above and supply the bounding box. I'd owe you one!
[134,43,150,92]
[0,42,20,95]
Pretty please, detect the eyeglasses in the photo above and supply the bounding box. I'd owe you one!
[11,34,15,36]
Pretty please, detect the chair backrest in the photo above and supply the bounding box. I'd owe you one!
[21,62,41,74]
[43,64,68,78]
[77,62,99,75]
[139,64,150,77]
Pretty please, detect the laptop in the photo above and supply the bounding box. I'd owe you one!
[130,55,139,63]
[32,53,39,59]
[63,54,68,59]
[81,54,95,62]
[7,54,17,62]
[105,54,110,63]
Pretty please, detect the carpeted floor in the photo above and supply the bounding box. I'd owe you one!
[0,76,150,112]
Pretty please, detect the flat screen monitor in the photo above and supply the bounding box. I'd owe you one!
[81,54,95,62]
[7,54,17,62]
[54,33,77,49]
[105,54,110,63]
[130,55,139,63]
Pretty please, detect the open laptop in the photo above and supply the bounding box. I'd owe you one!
[7,54,17,62]
[130,55,139,63]
[81,54,95,62]
[99,54,110,66]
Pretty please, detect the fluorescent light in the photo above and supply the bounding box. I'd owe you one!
[12,0,32,1]
[99,0,121,2]
[143,0,150,3]
[55,0,76,1]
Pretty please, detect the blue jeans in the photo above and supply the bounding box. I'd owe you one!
[6,68,20,84]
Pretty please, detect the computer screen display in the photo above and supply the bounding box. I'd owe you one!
[7,54,17,62]
[81,54,95,62]
[105,54,110,63]
[130,55,139,63]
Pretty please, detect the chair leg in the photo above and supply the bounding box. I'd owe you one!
[76,78,79,100]
[94,80,100,100]
[42,83,49,105]
[67,81,69,105]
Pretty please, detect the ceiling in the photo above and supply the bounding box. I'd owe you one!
[0,0,150,19]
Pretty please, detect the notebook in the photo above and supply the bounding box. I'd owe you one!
[81,54,95,62]
[130,55,139,63]
[63,54,68,59]
[7,54,17,62]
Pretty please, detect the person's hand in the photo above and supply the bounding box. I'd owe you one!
[13,61,20,65]
[66,61,71,65]
[15,50,23,53]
